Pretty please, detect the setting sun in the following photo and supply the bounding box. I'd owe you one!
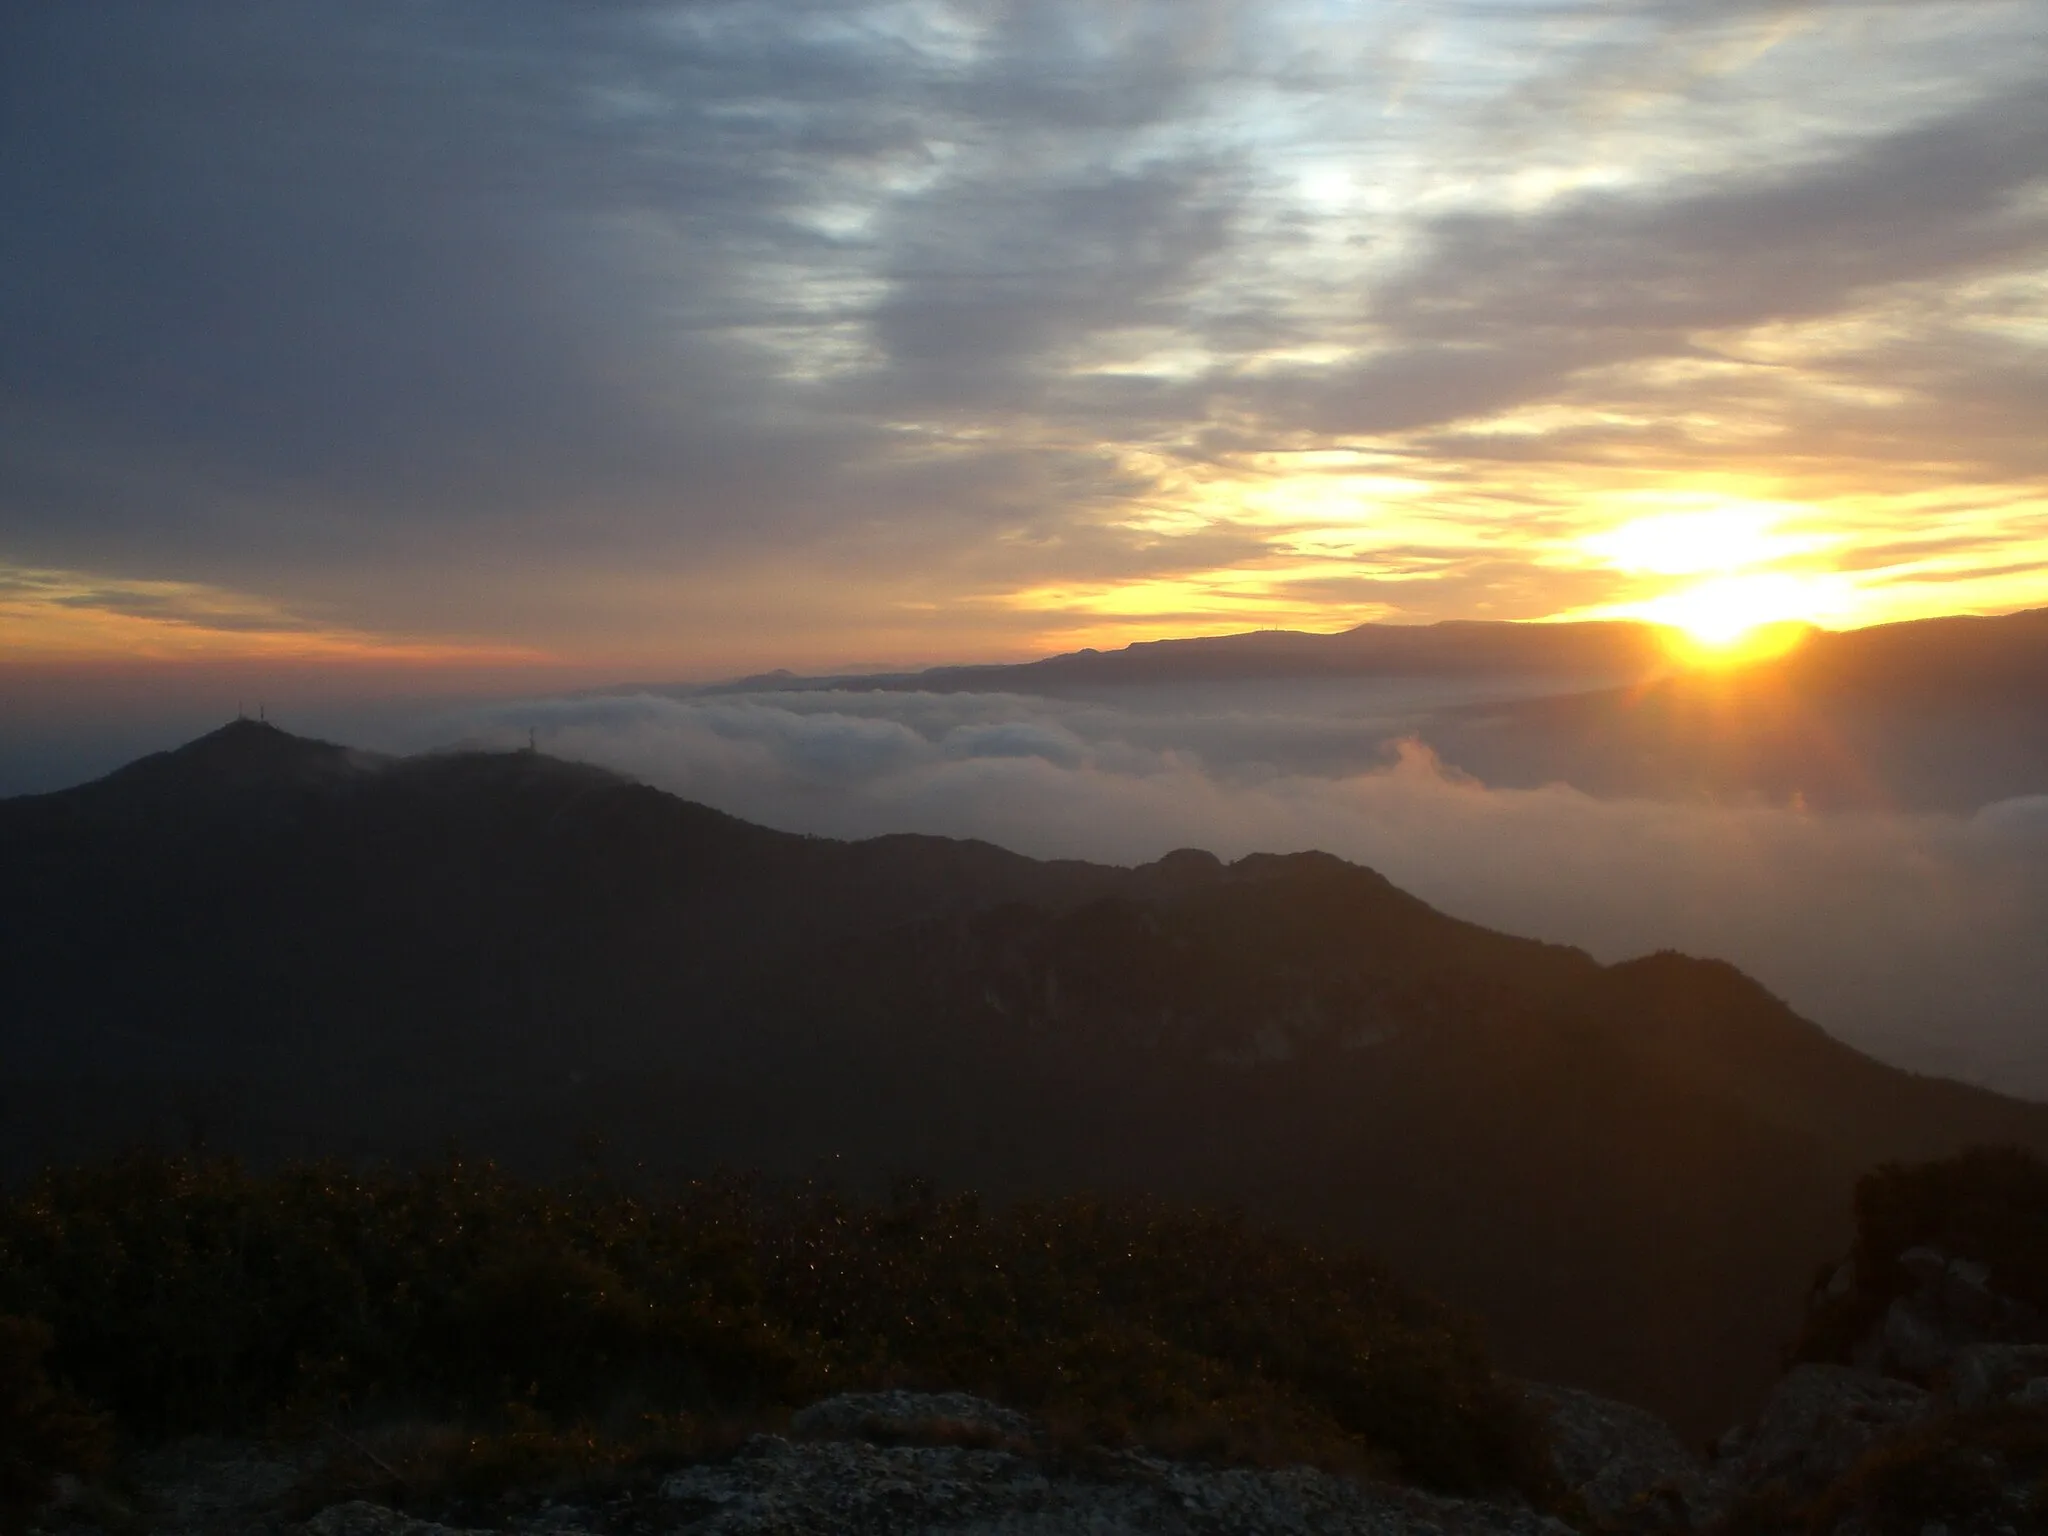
[1572,502,1857,661]
[1634,572,1838,663]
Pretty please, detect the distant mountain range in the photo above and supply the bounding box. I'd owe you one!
[712,607,2048,696]
[709,616,1679,693]
[6,720,2047,1439]
[1429,607,2048,811]
[703,607,2048,812]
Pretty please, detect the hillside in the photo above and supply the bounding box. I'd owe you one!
[4,721,2047,1437]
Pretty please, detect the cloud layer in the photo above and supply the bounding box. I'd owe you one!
[432,682,2048,1099]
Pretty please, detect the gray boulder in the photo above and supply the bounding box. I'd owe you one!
[109,1439,308,1536]
[1737,1364,1932,1496]
[1949,1342,2048,1409]
[93,1399,1575,1536]
[657,1431,1576,1535]
[1881,1293,1961,1378]
[1840,1245,2045,1380]
[299,1506,512,1536]
[789,1390,1039,1448]
[1896,1247,1949,1291]
[1518,1383,1720,1530]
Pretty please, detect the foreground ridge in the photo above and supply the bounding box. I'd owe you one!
[14,1150,2048,1532]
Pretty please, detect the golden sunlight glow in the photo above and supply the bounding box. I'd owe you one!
[1632,572,1844,659]
[1580,504,1818,577]
[1566,499,1869,661]
[0,564,546,667]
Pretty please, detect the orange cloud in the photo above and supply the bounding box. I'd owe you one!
[0,566,545,668]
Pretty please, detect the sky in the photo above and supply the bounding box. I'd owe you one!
[5,2,2048,1098]
[5,0,2048,682]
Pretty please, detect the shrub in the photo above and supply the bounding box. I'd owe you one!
[0,1313,108,1534]
[0,1154,1551,1499]
[1808,1406,2048,1536]
[1795,1145,2048,1364]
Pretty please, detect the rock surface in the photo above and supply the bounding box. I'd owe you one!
[654,1430,1576,1536]
[1519,1382,1721,1530]
[300,1507,485,1536]
[788,1389,1038,1448]
[45,1377,2045,1536]
[112,1441,309,1536]
[1734,1364,1933,1497]
[44,1396,1575,1536]
[1845,1245,2044,1382]
[1949,1343,2048,1410]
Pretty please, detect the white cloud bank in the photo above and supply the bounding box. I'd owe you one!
[454,685,2048,1099]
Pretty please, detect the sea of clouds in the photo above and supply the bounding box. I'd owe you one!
[434,681,2048,1099]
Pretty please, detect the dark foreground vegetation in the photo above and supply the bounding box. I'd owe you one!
[1746,1145,2048,1536]
[1797,1144,2048,1367]
[7,1149,2048,1533]
[0,1154,1555,1527]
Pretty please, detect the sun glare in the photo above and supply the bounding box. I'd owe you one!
[1582,508,1792,576]
[1634,572,1837,662]
[1574,502,1853,662]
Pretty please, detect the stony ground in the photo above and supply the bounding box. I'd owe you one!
[35,1367,2048,1536]
[57,1428,1575,1536]
[34,1387,1584,1536]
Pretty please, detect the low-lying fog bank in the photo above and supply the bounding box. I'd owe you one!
[457,681,2048,1101]
[8,671,2044,1099]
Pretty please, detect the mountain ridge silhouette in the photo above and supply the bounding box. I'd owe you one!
[4,721,2045,1437]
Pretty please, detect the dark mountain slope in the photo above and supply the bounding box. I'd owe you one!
[1782,604,2048,699]
[4,721,2046,1438]
[0,721,1113,1076]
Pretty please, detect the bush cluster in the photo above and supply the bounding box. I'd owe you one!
[1808,1405,2048,1536]
[1795,1144,2048,1364]
[1852,1145,2048,1310]
[0,1155,1549,1498]
[0,1312,108,1532]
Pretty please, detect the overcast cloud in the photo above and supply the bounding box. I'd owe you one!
[4,0,2046,665]
[5,4,2045,1095]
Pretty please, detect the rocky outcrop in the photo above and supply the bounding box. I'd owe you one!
[301,1508,475,1536]
[654,1427,1576,1536]
[1514,1356,2045,1534]
[1842,1245,2044,1381]
[1724,1364,1933,1498]
[53,1370,2048,1536]
[787,1389,1038,1448]
[74,1395,1576,1536]
[1950,1342,2048,1410]
[1518,1383,1721,1531]
[1698,1221,2048,1536]
[112,1440,308,1536]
